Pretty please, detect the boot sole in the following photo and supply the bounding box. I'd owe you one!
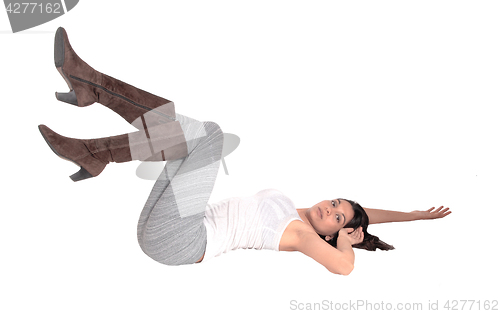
[54,27,79,106]
[54,27,64,68]
[38,125,93,182]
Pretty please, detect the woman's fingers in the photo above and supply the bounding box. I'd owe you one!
[353,227,362,238]
[428,206,444,213]
[436,207,451,216]
[436,206,444,212]
[415,206,452,220]
[351,227,364,244]
[441,208,452,216]
[426,206,452,218]
[354,227,362,236]
[429,206,450,213]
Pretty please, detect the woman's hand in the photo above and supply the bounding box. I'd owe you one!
[411,206,452,221]
[339,227,364,245]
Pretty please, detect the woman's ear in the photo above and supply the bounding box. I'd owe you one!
[325,235,333,241]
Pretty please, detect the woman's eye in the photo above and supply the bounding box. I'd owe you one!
[336,214,340,222]
[331,200,336,207]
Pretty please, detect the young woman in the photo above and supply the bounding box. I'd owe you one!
[39,28,451,276]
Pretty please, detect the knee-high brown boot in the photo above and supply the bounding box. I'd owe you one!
[38,122,188,182]
[54,27,175,126]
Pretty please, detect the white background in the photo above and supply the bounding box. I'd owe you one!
[1,1,499,313]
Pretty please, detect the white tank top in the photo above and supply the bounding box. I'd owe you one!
[202,189,302,262]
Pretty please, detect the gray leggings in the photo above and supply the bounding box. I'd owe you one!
[136,115,223,265]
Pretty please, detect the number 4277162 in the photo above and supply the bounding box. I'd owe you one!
[5,2,62,14]
[444,300,498,311]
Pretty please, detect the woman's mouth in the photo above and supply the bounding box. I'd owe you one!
[318,207,322,219]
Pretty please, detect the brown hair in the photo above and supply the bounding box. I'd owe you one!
[318,199,394,251]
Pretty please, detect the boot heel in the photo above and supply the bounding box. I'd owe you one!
[56,90,79,106]
[70,167,93,182]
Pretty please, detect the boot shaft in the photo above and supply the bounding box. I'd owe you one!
[90,121,188,163]
[55,27,176,126]
[39,121,189,181]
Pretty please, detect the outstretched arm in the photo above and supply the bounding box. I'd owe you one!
[364,206,451,224]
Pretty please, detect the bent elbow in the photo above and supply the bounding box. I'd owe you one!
[341,263,354,276]
[328,260,354,276]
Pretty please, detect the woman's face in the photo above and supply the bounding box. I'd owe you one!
[306,199,355,240]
